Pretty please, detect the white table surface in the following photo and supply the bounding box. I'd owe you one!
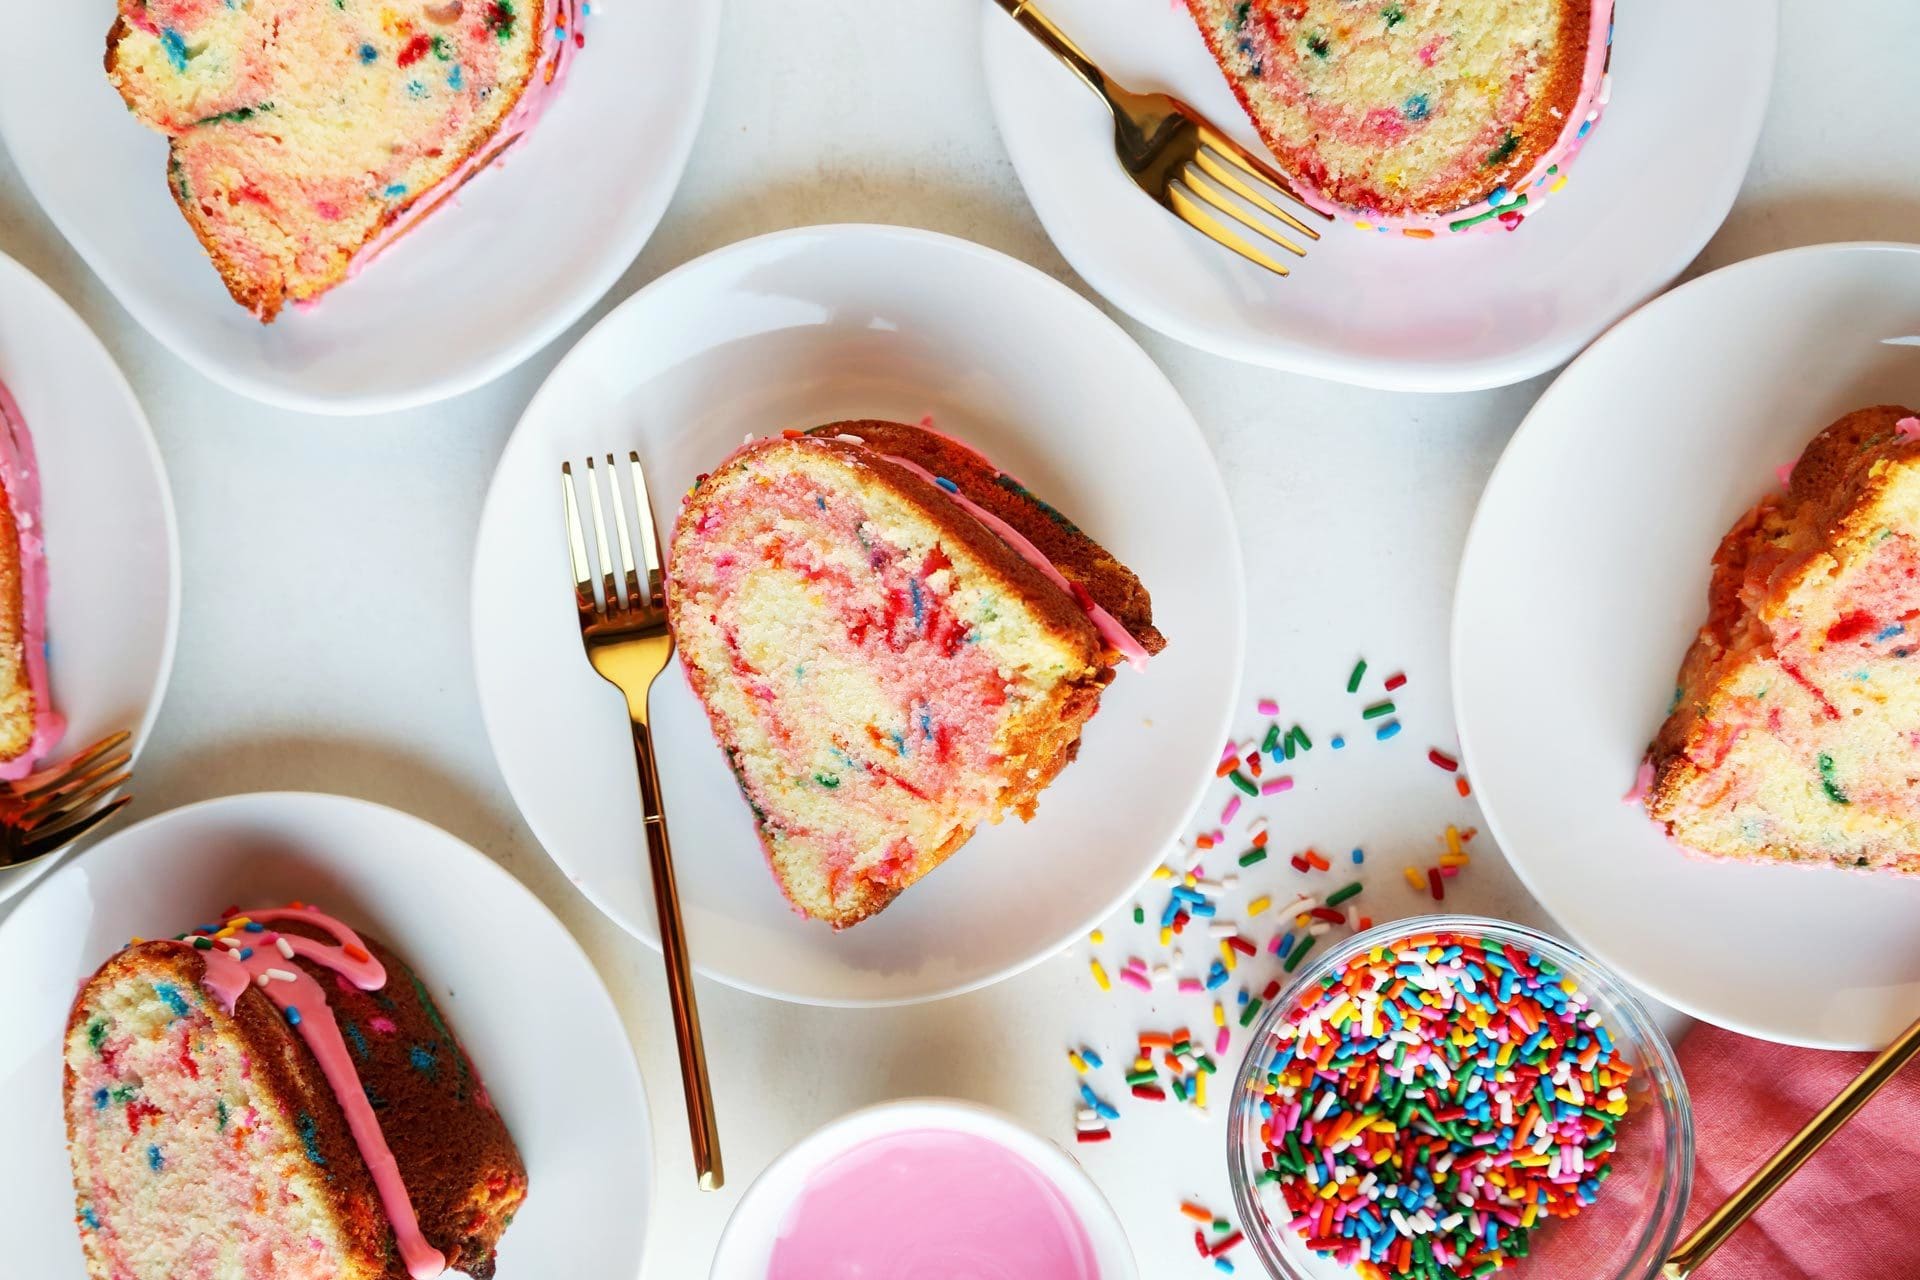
[2,2,1914,1276]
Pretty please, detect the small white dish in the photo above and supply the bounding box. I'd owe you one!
[1454,242,1920,1050]
[0,250,177,906]
[709,1098,1138,1280]
[980,0,1776,391]
[471,223,1243,1006]
[0,791,652,1278]
[0,4,719,414]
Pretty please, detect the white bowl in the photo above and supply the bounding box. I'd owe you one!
[710,1098,1138,1280]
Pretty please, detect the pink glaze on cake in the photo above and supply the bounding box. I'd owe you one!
[0,377,64,780]
[767,1128,1101,1280]
[185,905,445,1280]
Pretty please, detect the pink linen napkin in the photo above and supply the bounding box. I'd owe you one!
[1676,1022,1920,1278]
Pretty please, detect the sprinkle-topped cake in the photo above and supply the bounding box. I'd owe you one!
[1646,406,1920,873]
[64,904,526,1280]
[667,421,1163,927]
[1183,0,1613,232]
[105,0,583,320]
[0,377,62,779]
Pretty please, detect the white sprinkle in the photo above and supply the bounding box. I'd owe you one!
[255,972,272,988]
[275,938,295,960]
[1207,922,1238,938]
[266,968,299,983]
[1076,1114,1107,1131]
[1312,1091,1338,1120]
[1076,1108,1100,1124]
[1308,923,1330,937]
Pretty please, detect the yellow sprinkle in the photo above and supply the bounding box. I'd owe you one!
[1194,1070,1207,1108]
[1153,866,1173,880]
[1089,929,1104,945]
[128,936,144,945]
[1184,872,1198,888]
[1549,175,1569,193]
[1213,1001,1226,1027]
[1134,1056,1154,1073]
[1220,940,1237,971]
[1248,895,1271,917]
[1295,913,1312,928]
[1445,825,1463,857]
[1089,959,1110,991]
[1439,853,1470,868]
[1069,1050,1088,1073]
[1353,220,1373,231]
[1403,866,1425,891]
[1159,926,1174,947]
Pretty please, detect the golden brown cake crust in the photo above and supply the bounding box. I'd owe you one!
[65,930,525,1279]
[1647,405,1920,847]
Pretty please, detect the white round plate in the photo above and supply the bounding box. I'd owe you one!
[472,224,1243,1006]
[0,4,718,414]
[1455,242,1920,1050]
[981,0,1775,392]
[0,792,652,1278]
[709,1098,1138,1280]
[0,251,177,906]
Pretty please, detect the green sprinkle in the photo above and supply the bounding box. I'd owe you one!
[1291,725,1313,751]
[1133,905,1145,924]
[1382,4,1404,27]
[812,772,840,789]
[192,937,213,950]
[1284,935,1317,973]
[87,1018,108,1051]
[1125,1068,1158,1086]
[1239,998,1264,1026]
[1228,770,1258,797]
[1239,847,1268,867]
[1325,881,1362,906]
[1362,700,1395,720]
[1818,753,1850,804]
[1195,1055,1217,1075]
[1484,130,1522,167]
[1261,723,1281,753]
[1170,1075,1188,1102]
[1305,31,1330,57]
[1346,658,1367,692]
[1450,207,1502,232]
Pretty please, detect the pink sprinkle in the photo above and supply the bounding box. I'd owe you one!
[1267,934,1283,955]
[1776,458,1797,489]
[1179,977,1203,993]
[1256,698,1279,716]
[1260,776,1294,797]
[1220,795,1242,825]
[1417,37,1443,66]
[368,1016,397,1034]
[1118,967,1153,992]
[1218,740,1241,764]
[1215,1026,1230,1054]
[1899,417,1920,441]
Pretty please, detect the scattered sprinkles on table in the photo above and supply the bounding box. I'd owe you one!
[1242,928,1631,1279]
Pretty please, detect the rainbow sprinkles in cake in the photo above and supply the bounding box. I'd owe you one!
[105,0,585,320]
[0,376,63,780]
[1184,0,1614,234]
[65,902,526,1280]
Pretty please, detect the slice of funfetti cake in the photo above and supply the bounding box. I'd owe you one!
[667,422,1163,927]
[105,0,580,320]
[1646,406,1920,873]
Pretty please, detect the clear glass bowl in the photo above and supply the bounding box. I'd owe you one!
[1227,915,1693,1280]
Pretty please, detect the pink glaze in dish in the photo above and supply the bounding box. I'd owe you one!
[0,377,63,780]
[767,1128,1101,1280]
[186,905,447,1280]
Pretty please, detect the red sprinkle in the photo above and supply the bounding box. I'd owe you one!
[1455,775,1472,798]
[397,33,433,66]
[1210,1231,1245,1257]
[1132,1085,1166,1101]
[1076,1129,1112,1144]
[1194,1230,1211,1256]
[1427,749,1459,772]
[343,943,371,963]
[1310,907,1346,923]
[1428,867,1445,901]
[1228,936,1257,956]
[1289,855,1310,872]
[1384,672,1407,691]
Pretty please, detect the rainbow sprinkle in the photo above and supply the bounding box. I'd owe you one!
[1241,930,1630,1279]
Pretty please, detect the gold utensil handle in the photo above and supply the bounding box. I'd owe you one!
[1661,1012,1920,1277]
[992,0,1111,104]
[631,720,725,1191]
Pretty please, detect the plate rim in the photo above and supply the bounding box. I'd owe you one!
[1451,240,1920,1049]
[469,220,1247,1007]
[0,787,657,1271]
[978,0,1780,392]
[0,6,722,416]
[0,248,182,899]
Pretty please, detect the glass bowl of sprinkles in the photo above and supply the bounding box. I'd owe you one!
[1227,916,1692,1280]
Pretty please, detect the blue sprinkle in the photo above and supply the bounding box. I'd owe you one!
[1402,93,1429,120]
[93,1088,109,1111]
[298,1113,327,1165]
[933,476,959,493]
[814,495,826,510]
[383,183,408,198]
[1375,721,1402,741]
[1576,119,1592,139]
[1191,901,1217,918]
[1081,1049,1104,1070]
[161,29,190,72]
[81,1207,99,1230]
[1351,847,1365,864]
[239,947,253,960]
[146,1144,164,1171]
[448,65,465,91]
[359,43,378,63]
[919,709,933,740]
[1214,1257,1235,1273]
[244,922,265,932]
[1487,185,1510,207]
[909,577,925,629]
[344,1022,370,1059]
[1331,735,1346,749]
[1236,988,1249,1004]
[406,79,427,99]
[409,1044,437,1075]
[1878,623,1906,641]
[554,24,566,39]
[284,1006,301,1026]
[889,731,907,756]
[153,982,189,1018]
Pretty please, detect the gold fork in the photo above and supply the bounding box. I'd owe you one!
[561,453,723,1192]
[0,730,134,869]
[993,0,1325,276]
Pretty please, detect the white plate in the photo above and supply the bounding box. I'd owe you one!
[0,250,177,906]
[0,792,652,1278]
[709,1098,1138,1280]
[0,3,719,414]
[981,0,1776,392]
[1454,242,1920,1050]
[471,224,1243,1006]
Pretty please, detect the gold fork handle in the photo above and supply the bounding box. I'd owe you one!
[1661,1012,1920,1278]
[992,0,1114,108]
[631,720,725,1191]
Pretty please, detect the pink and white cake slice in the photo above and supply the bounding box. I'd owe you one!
[0,377,62,778]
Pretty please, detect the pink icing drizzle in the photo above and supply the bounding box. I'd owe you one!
[343,0,583,285]
[180,906,447,1280]
[0,378,64,780]
[1896,417,1920,441]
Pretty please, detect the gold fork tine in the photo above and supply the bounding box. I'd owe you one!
[12,730,132,801]
[21,793,130,861]
[1192,149,1318,244]
[1193,121,1322,225]
[561,462,598,617]
[27,770,130,830]
[1168,183,1292,277]
[602,454,643,607]
[1182,163,1309,258]
[20,752,131,815]
[626,451,664,606]
[584,457,619,610]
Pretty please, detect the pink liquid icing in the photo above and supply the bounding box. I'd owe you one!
[0,378,64,779]
[181,905,447,1280]
[767,1128,1102,1280]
